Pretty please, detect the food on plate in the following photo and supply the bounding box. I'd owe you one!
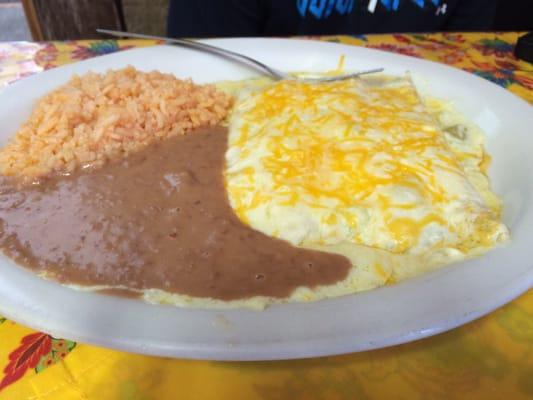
[0,127,350,301]
[224,74,509,299]
[0,67,232,179]
[0,67,509,308]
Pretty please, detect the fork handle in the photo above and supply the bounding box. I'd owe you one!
[96,29,284,79]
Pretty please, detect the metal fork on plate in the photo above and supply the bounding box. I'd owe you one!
[97,29,384,82]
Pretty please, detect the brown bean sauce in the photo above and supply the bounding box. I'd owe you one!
[0,126,351,300]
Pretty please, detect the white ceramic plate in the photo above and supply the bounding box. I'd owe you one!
[0,39,532,360]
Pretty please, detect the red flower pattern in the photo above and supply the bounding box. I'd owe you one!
[366,43,422,58]
[0,333,52,391]
[514,74,533,90]
[34,42,58,70]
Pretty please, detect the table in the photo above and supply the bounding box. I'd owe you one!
[0,32,532,400]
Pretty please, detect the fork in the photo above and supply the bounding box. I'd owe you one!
[97,29,384,82]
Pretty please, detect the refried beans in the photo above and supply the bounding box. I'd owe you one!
[0,126,351,300]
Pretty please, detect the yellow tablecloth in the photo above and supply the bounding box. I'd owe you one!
[0,32,532,400]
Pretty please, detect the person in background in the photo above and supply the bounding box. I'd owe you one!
[168,0,497,38]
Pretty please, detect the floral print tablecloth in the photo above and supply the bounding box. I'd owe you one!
[0,32,532,400]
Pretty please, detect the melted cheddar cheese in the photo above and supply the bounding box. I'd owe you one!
[224,74,509,293]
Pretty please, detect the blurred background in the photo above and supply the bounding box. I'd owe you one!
[0,0,531,41]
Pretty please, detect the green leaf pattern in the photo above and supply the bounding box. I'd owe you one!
[34,338,76,373]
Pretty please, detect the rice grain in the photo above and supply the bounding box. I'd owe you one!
[0,66,233,178]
